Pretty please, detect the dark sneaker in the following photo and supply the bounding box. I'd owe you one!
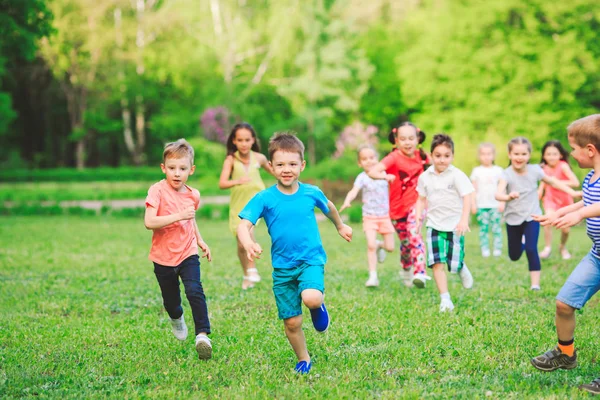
[530,346,577,371]
[294,360,312,374]
[310,303,330,333]
[579,377,600,394]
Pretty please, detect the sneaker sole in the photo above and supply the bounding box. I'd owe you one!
[579,384,600,394]
[530,359,577,371]
[196,341,213,360]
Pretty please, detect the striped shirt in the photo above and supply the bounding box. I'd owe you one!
[583,170,600,258]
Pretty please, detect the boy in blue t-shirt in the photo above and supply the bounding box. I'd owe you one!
[237,132,353,374]
[531,114,600,395]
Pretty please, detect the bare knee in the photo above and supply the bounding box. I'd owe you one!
[284,315,302,332]
[302,290,323,309]
[367,239,378,252]
[556,300,575,316]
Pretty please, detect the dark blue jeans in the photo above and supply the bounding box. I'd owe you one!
[506,220,541,272]
[153,255,211,335]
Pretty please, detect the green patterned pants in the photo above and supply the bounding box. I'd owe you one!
[476,208,502,253]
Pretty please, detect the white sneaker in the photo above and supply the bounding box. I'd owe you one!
[440,298,455,312]
[400,267,414,288]
[539,246,551,259]
[531,285,541,291]
[376,246,387,263]
[170,315,188,341]
[459,265,473,289]
[482,249,491,258]
[365,275,379,287]
[412,273,427,289]
[561,249,572,260]
[493,249,502,257]
[195,334,212,360]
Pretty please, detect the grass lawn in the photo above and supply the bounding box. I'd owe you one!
[2,216,600,398]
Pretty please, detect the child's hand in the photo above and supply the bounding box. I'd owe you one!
[385,174,396,183]
[455,220,470,236]
[532,211,558,226]
[198,240,212,262]
[338,224,353,242]
[179,206,196,221]
[498,202,505,213]
[244,242,263,261]
[572,190,583,199]
[339,201,351,212]
[507,191,520,200]
[554,211,583,229]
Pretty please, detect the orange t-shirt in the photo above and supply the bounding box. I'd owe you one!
[145,179,201,266]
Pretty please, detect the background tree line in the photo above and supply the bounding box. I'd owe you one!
[1,0,598,172]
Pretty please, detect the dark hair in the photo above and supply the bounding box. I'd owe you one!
[268,131,305,161]
[430,133,454,154]
[388,121,429,170]
[540,140,570,165]
[226,123,261,156]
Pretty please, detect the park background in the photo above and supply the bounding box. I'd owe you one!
[2,0,600,398]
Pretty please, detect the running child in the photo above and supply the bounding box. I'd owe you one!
[237,132,352,374]
[538,140,580,260]
[144,139,213,359]
[415,134,475,312]
[340,145,395,287]
[470,143,505,258]
[495,137,580,290]
[219,123,274,289]
[530,114,600,395]
[367,122,431,288]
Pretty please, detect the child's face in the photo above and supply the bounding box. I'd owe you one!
[568,135,594,168]
[269,150,305,189]
[543,146,561,167]
[161,156,195,192]
[431,144,453,173]
[233,128,255,155]
[357,148,378,171]
[508,144,530,171]
[478,146,494,167]
[395,126,419,157]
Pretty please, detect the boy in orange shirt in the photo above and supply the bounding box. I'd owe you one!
[144,139,213,359]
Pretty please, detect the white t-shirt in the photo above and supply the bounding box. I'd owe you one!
[470,165,504,209]
[417,165,474,232]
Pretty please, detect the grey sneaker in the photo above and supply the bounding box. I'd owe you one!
[195,334,212,360]
[530,346,577,371]
[400,267,414,288]
[170,315,188,341]
[376,246,387,263]
[579,377,600,394]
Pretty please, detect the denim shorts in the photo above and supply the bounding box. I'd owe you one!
[272,263,324,320]
[557,252,600,309]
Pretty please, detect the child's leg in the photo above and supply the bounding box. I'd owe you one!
[382,232,395,252]
[432,263,448,294]
[559,228,571,259]
[364,229,379,273]
[153,263,184,320]
[237,227,260,289]
[506,223,526,261]
[405,207,426,274]
[179,255,211,335]
[476,208,491,255]
[555,300,576,343]
[283,315,310,362]
[523,221,541,288]
[490,209,503,254]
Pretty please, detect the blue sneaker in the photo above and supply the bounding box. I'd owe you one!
[310,303,330,333]
[294,360,312,374]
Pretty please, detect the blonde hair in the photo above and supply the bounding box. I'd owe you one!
[163,139,194,165]
[507,137,532,154]
[356,144,378,160]
[268,132,305,160]
[568,114,600,150]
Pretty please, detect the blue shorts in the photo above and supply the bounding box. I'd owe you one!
[557,252,600,309]
[272,263,324,320]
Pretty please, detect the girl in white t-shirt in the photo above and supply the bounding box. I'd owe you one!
[470,143,504,258]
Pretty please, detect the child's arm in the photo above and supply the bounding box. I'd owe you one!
[470,191,477,215]
[257,152,276,177]
[144,205,194,230]
[219,155,251,189]
[414,195,427,232]
[366,162,396,182]
[495,178,519,202]
[555,201,600,229]
[541,175,582,198]
[192,219,212,262]
[533,201,583,226]
[455,193,471,235]
[561,162,580,188]
[538,182,546,200]
[325,200,353,242]
[236,219,263,260]
[340,186,361,212]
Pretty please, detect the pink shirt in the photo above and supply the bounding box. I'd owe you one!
[542,161,574,210]
[145,179,200,266]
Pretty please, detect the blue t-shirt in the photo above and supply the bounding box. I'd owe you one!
[238,183,330,269]
[583,171,600,258]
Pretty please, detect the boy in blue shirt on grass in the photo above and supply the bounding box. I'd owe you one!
[237,132,353,374]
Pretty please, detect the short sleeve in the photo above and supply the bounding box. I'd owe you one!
[312,186,330,214]
[238,192,266,225]
[455,170,475,196]
[145,184,160,208]
[416,173,427,197]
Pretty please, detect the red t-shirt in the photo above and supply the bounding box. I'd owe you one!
[381,149,430,220]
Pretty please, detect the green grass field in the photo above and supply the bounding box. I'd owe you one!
[2,217,600,398]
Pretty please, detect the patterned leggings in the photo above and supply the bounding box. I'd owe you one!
[392,206,426,274]
[476,208,502,253]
